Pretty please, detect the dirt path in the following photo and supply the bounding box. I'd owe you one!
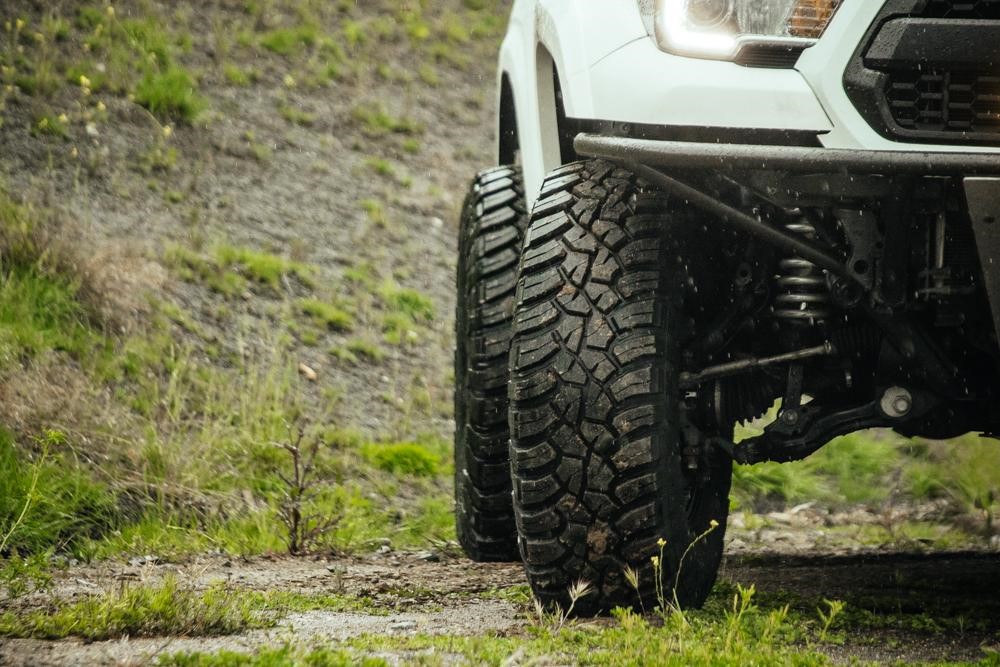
[3,534,998,666]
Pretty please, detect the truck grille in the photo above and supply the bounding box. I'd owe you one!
[888,71,1000,134]
[845,0,1000,146]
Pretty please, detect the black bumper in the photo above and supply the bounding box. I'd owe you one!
[573,133,1000,175]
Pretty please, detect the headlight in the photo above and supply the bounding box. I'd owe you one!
[641,0,842,61]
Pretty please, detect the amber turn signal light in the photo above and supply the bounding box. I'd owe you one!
[788,0,842,39]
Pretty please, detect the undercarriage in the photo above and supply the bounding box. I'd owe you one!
[577,133,1000,467]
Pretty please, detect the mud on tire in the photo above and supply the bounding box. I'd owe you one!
[508,160,732,613]
[454,166,529,562]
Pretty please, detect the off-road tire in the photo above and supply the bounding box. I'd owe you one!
[454,166,529,562]
[508,160,732,613]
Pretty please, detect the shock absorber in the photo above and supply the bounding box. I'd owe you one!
[772,212,831,325]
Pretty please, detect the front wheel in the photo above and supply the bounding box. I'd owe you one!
[508,160,732,614]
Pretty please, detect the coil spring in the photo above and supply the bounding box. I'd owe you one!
[773,217,831,324]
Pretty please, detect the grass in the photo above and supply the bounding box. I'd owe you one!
[0,429,119,556]
[733,426,914,509]
[223,63,255,86]
[0,267,98,368]
[329,338,383,364]
[160,647,386,667]
[153,584,859,666]
[168,244,315,294]
[216,245,314,287]
[361,441,442,477]
[259,25,319,56]
[278,102,316,127]
[377,280,435,345]
[298,299,354,332]
[0,576,270,640]
[352,103,422,137]
[134,65,206,123]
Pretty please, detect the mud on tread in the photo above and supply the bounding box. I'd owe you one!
[508,160,731,613]
[455,166,529,562]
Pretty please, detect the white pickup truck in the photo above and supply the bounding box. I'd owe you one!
[454,0,1000,614]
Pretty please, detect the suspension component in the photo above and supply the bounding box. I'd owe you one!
[773,213,832,325]
[694,373,778,429]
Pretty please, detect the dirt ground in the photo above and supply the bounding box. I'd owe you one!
[2,519,999,666]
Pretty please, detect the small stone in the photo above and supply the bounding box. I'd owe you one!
[990,535,1000,552]
[128,555,160,567]
[415,550,440,562]
[389,620,417,632]
[298,363,317,381]
[85,122,99,137]
[430,217,444,229]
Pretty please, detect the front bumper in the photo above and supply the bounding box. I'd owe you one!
[574,134,1000,175]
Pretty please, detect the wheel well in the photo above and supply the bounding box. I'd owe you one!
[498,74,519,166]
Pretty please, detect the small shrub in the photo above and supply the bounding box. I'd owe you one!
[275,427,341,555]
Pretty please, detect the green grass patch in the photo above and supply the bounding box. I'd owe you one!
[352,103,422,137]
[298,298,353,332]
[278,102,316,127]
[0,192,104,367]
[222,63,255,86]
[0,267,98,367]
[0,576,270,640]
[120,17,173,67]
[0,429,119,556]
[160,646,386,667]
[361,441,441,477]
[904,433,1000,529]
[134,66,206,123]
[157,583,846,666]
[215,245,314,288]
[378,280,434,344]
[259,25,319,55]
[329,339,383,364]
[165,245,247,295]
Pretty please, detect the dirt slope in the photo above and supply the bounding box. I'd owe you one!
[0,0,499,440]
